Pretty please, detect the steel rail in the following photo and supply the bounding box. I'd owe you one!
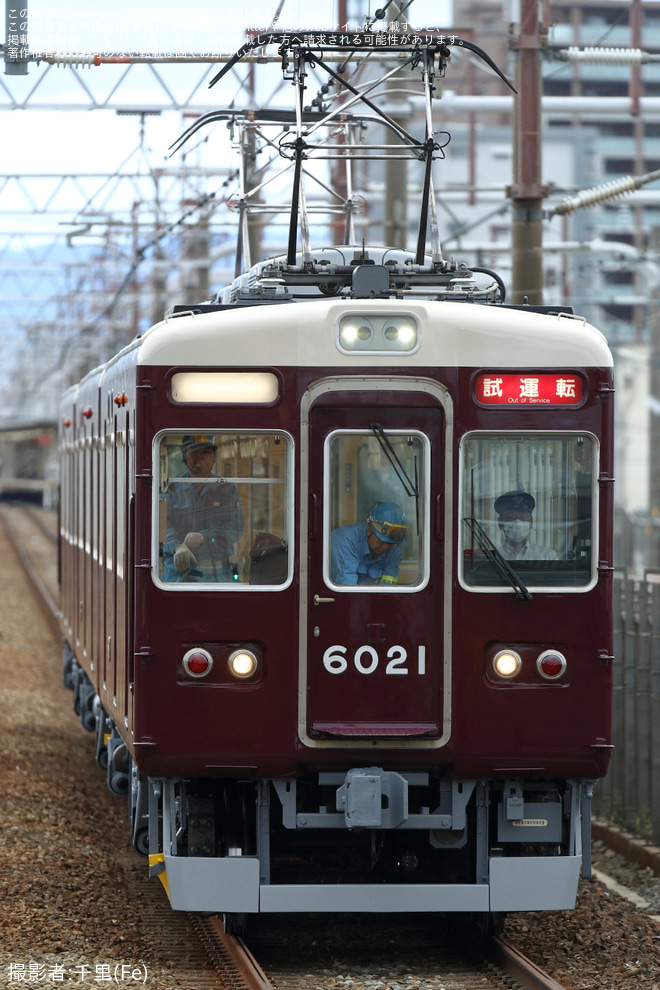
[23,503,58,544]
[490,935,567,990]
[1,503,262,990]
[193,915,275,990]
[0,505,61,641]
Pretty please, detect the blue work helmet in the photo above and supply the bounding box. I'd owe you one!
[368,502,408,544]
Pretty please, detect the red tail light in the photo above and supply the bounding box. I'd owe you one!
[536,650,567,680]
[182,648,213,679]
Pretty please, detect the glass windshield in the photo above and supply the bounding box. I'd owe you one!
[324,430,428,590]
[461,432,597,590]
[155,431,292,588]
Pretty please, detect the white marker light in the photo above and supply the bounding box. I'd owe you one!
[493,649,522,679]
[228,649,259,680]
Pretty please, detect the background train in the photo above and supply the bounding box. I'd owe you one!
[58,243,614,925]
[0,420,58,506]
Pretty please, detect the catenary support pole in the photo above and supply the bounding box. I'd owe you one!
[509,0,547,305]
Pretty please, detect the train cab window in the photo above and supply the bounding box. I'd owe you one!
[324,430,429,591]
[154,431,293,589]
[460,432,598,592]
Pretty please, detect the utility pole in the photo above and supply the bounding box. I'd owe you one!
[245,63,263,267]
[182,208,210,304]
[631,0,644,344]
[648,246,660,566]
[331,0,349,244]
[509,0,547,305]
[384,1,409,249]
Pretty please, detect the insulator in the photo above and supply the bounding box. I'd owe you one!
[44,53,97,67]
[560,46,646,65]
[552,176,644,215]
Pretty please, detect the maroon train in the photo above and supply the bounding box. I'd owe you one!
[58,242,614,925]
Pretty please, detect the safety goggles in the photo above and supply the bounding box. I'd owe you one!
[369,518,408,542]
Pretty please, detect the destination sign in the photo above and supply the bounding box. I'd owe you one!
[475,373,584,406]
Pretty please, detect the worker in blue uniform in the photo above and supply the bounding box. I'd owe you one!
[330,502,408,585]
[162,435,244,582]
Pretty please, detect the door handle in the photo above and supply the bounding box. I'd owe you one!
[314,594,335,605]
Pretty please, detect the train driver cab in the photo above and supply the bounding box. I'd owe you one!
[154,431,294,589]
[322,428,430,592]
[460,432,598,593]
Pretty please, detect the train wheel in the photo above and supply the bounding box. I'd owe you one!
[71,662,82,715]
[133,827,149,857]
[221,781,244,855]
[94,699,109,770]
[79,682,96,732]
[62,645,74,690]
[108,769,129,796]
[106,737,129,796]
[130,772,150,857]
[223,913,249,937]
[470,911,507,938]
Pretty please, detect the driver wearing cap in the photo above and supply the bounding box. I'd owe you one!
[330,502,408,585]
[495,490,558,561]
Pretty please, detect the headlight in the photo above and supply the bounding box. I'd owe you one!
[338,318,374,349]
[382,317,417,349]
[492,649,522,679]
[228,648,259,680]
[337,314,419,354]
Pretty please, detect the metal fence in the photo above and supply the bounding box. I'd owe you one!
[592,573,660,844]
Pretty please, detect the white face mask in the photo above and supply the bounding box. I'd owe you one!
[502,520,531,544]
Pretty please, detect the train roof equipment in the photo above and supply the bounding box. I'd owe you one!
[167,30,522,314]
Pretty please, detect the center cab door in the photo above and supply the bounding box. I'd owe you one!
[299,379,452,751]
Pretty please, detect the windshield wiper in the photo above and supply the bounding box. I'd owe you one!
[463,516,532,602]
[369,423,419,530]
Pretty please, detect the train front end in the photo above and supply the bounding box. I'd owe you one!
[127,253,613,920]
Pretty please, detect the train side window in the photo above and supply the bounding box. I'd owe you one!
[153,431,293,590]
[460,432,598,592]
[324,430,429,591]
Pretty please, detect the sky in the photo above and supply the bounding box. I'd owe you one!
[2,0,455,200]
[0,0,458,407]
[1,0,457,234]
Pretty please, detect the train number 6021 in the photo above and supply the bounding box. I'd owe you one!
[322,644,426,675]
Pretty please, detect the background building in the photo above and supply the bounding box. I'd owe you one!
[441,0,660,571]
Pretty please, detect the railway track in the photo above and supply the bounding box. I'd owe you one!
[0,503,270,990]
[0,501,571,990]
